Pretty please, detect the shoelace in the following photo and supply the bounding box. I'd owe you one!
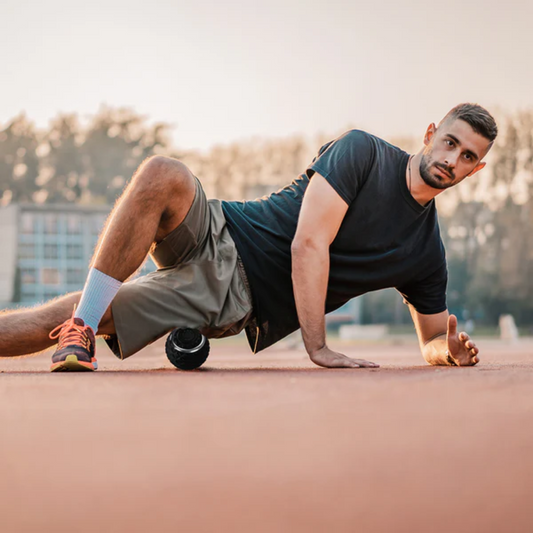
[49,311,92,351]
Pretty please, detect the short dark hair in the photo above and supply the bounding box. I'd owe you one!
[439,103,498,143]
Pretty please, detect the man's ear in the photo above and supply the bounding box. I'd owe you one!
[468,161,486,177]
[424,123,437,146]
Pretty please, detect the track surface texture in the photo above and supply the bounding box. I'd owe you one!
[1,335,533,533]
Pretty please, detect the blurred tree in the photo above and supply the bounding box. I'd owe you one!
[82,107,170,204]
[42,114,85,203]
[0,115,40,204]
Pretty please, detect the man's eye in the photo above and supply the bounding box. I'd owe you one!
[445,139,454,147]
[464,153,472,161]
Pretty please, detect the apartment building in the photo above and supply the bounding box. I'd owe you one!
[0,204,155,307]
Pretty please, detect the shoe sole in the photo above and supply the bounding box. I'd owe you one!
[50,354,98,372]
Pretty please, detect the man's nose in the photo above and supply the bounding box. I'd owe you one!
[444,151,459,168]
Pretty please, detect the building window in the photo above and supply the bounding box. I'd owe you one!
[21,268,37,284]
[18,243,36,259]
[66,214,82,235]
[43,214,58,235]
[44,243,59,259]
[20,213,36,234]
[43,291,60,300]
[66,268,85,285]
[66,244,83,260]
[42,268,60,285]
[21,292,36,302]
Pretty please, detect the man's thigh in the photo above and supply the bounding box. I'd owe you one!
[150,175,210,269]
[104,199,253,360]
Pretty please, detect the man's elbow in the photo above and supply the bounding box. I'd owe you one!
[291,236,327,257]
[291,238,305,257]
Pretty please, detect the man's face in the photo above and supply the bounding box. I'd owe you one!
[419,118,491,190]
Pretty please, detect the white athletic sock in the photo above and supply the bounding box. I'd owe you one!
[74,268,123,334]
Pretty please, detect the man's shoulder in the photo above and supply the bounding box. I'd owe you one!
[338,129,396,145]
[336,129,375,145]
[336,130,405,159]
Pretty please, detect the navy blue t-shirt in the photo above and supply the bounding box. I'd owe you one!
[221,130,447,353]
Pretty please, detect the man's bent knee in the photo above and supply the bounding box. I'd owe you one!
[135,156,196,197]
[134,156,197,242]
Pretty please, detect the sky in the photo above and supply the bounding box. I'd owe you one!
[1,0,532,151]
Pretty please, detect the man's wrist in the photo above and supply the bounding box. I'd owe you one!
[422,338,452,366]
[307,343,327,358]
[423,331,447,346]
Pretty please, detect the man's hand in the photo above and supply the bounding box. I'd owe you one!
[408,307,480,366]
[309,346,379,369]
[447,314,480,366]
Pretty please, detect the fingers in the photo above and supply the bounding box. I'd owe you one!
[465,340,478,354]
[456,355,479,366]
[352,359,380,369]
[459,331,479,364]
[311,348,380,369]
[464,339,480,365]
[449,328,481,366]
[447,314,457,337]
[344,358,379,369]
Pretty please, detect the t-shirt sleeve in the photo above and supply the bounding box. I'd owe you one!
[396,261,448,314]
[305,130,375,205]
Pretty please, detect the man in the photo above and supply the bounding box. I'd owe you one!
[0,103,495,371]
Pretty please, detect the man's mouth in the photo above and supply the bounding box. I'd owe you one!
[434,165,452,179]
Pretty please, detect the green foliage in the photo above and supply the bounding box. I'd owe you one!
[44,114,85,203]
[0,107,170,205]
[0,115,40,204]
[82,108,169,204]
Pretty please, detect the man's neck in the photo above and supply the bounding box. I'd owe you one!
[407,153,442,207]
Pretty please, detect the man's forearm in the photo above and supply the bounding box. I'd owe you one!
[422,333,455,366]
[291,241,329,355]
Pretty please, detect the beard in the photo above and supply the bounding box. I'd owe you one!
[419,153,456,190]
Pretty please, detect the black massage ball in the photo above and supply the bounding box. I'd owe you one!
[165,328,210,370]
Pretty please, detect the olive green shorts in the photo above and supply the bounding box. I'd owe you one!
[105,177,253,360]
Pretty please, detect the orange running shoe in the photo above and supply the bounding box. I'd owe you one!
[49,310,97,372]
